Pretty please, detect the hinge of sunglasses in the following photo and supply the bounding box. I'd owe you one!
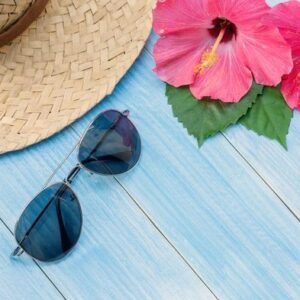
[122,110,130,117]
[11,246,24,257]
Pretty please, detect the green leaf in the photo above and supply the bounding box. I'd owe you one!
[240,86,293,149]
[166,82,263,147]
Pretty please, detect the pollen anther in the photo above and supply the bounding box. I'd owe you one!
[194,49,217,74]
[194,27,227,75]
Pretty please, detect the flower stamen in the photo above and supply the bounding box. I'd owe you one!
[194,27,227,74]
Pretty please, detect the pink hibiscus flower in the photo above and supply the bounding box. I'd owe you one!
[153,0,293,102]
[263,0,300,110]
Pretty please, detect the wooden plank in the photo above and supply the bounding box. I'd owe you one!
[0,118,214,298]
[69,48,300,299]
[40,150,216,299]
[224,113,300,217]
[146,0,300,218]
[0,220,63,300]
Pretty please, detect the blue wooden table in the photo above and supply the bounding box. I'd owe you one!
[1,1,300,298]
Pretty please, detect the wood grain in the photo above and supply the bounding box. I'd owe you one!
[0,220,63,300]
[69,46,300,299]
[39,150,215,300]
[146,0,300,220]
[224,113,300,218]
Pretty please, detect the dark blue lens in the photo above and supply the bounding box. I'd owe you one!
[15,183,82,262]
[78,110,141,175]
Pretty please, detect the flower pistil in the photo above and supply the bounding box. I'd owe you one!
[194,27,227,74]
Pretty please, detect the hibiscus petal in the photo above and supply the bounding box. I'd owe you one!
[236,25,293,86]
[153,0,216,35]
[263,1,300,44]
[214,0,270,29]
[262,1,300,110]
[263,1,300,55]
[190,41,252,102]
[154,29,213,87]
[281,59,300,110]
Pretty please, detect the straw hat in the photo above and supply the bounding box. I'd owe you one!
[0,0,154,154]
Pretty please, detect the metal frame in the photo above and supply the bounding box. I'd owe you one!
[11,109,141,263]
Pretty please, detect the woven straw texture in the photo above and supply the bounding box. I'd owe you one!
[0,0,34,33]
[0,0,154,154]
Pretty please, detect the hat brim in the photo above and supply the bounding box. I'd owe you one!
[0,0,154,154]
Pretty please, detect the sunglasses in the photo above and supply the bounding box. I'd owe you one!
[12,109,141,262]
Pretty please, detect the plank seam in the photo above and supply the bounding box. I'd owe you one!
[113,177,220,300]
[3,127,219,299]
[222,134,300,222]
[144,41,300,223]
[68,123,220,298]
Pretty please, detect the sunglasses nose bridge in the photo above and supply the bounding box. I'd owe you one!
[64,164,82,185]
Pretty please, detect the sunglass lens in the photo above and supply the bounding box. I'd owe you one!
[14,183,82,262]
[78,110,141,175]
